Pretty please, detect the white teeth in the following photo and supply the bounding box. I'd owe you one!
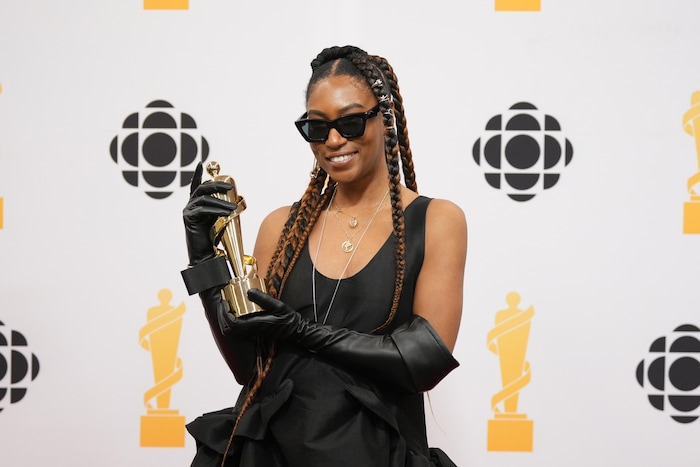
[329,153,355,163]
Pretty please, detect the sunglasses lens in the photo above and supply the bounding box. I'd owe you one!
[337,116,365,138]
[306,121,330,141]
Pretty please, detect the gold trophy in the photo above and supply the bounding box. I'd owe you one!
[487,292,535,452]
[206,161,266,317]
[682,91,700,234]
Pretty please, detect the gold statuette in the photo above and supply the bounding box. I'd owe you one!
[207,161,266,317]
[683,91,700,234]
[487,292,535,452]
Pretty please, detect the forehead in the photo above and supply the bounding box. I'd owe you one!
[307,75,376,111]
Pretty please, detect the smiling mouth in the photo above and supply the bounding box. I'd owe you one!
[328,152,357,163]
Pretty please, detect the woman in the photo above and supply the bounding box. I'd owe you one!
[182,45,468,466]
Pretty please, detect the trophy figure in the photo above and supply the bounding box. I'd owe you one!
[487,292,535,452]
[206,161,266,317]
[682,91,700,234]
[139,288,186,447]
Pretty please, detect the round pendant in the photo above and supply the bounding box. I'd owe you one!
[348,217,358,229]
[341,240,354,253]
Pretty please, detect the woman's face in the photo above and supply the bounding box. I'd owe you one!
[305,75,387,186]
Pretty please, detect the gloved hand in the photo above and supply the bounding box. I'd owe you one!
[217,289,301,341]
[218,288,459,394]
[183,162,238,265]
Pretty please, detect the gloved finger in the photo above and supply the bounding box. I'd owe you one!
[185,193,238,214]
[247,289,284,310]
[191,180,234,198]
[183,205,236,226]
[189,162,203,196]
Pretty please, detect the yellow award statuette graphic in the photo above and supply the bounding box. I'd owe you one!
[139,289,186,447]
[144,0,188,9]
[495,0,540,11]
[682,91,700,234]
[487,292,534,452]
[0,197,4,229]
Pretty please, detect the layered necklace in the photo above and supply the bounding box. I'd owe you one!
[312,187,390,324]
[331,189,390,253]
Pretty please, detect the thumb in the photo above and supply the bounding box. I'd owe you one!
[247,288,283,310]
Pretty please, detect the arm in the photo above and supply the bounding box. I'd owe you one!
[413,199,468,352]
[218,289,459,394]
[180,162,258,385]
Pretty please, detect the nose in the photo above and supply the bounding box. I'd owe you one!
[325,127,347,148]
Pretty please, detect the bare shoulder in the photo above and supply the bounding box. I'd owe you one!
[426,198,467,234]
[259,205,294,234]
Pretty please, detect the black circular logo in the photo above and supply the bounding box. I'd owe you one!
[110,100,209,199]
[0,321,40,412]
[472,102,574,201]
[636,324,700,423]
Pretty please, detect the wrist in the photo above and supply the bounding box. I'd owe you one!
[181,255,231,295]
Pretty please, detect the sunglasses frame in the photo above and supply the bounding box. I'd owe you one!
[294,104,381,143]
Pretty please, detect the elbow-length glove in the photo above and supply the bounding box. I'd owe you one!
[181,162,256,385]
[218,288,459,393]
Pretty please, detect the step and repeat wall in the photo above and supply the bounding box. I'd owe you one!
[2,1,700,466]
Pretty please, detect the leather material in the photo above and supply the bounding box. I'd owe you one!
[181,255,232,295]
[237,289,459,394]
[199,287,257,385]
[183,162,238,265]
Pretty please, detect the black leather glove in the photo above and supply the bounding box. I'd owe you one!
[218,288,459,394]
[199,288,257,385]
[183,162,237,265]
[182,162,255,385]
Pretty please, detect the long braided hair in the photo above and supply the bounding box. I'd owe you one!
[221,46,417,463]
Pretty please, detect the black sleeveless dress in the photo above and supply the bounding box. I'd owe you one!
[188,196,440,467]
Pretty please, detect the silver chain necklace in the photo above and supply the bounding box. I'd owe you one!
[312,188,390,324]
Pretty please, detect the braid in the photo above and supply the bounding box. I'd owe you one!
[310,48,410,333]
[265,170,329,298]
[372,56,418,192]
[347,54,406,333]
[222,170,333,463]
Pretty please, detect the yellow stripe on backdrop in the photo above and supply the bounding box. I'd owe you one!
[495,0,541,11]
[144,0,189,9]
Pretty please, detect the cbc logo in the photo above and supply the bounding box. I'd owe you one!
[0,321,40,412]
[472,102,574,201]
[110,100,209,199]
[636,324,700,423]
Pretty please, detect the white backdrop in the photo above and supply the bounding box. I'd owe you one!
[2,1,700,466]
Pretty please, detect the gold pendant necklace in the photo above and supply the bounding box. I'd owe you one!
[331,209,363,253]
[312,187,390,324]
[332,188,390,253]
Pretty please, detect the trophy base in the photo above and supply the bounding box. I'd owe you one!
[487,416,533,452]
[684,202,700,234]
[223,275,266,317]
[140,410,185,447]
[495,0,540,11]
